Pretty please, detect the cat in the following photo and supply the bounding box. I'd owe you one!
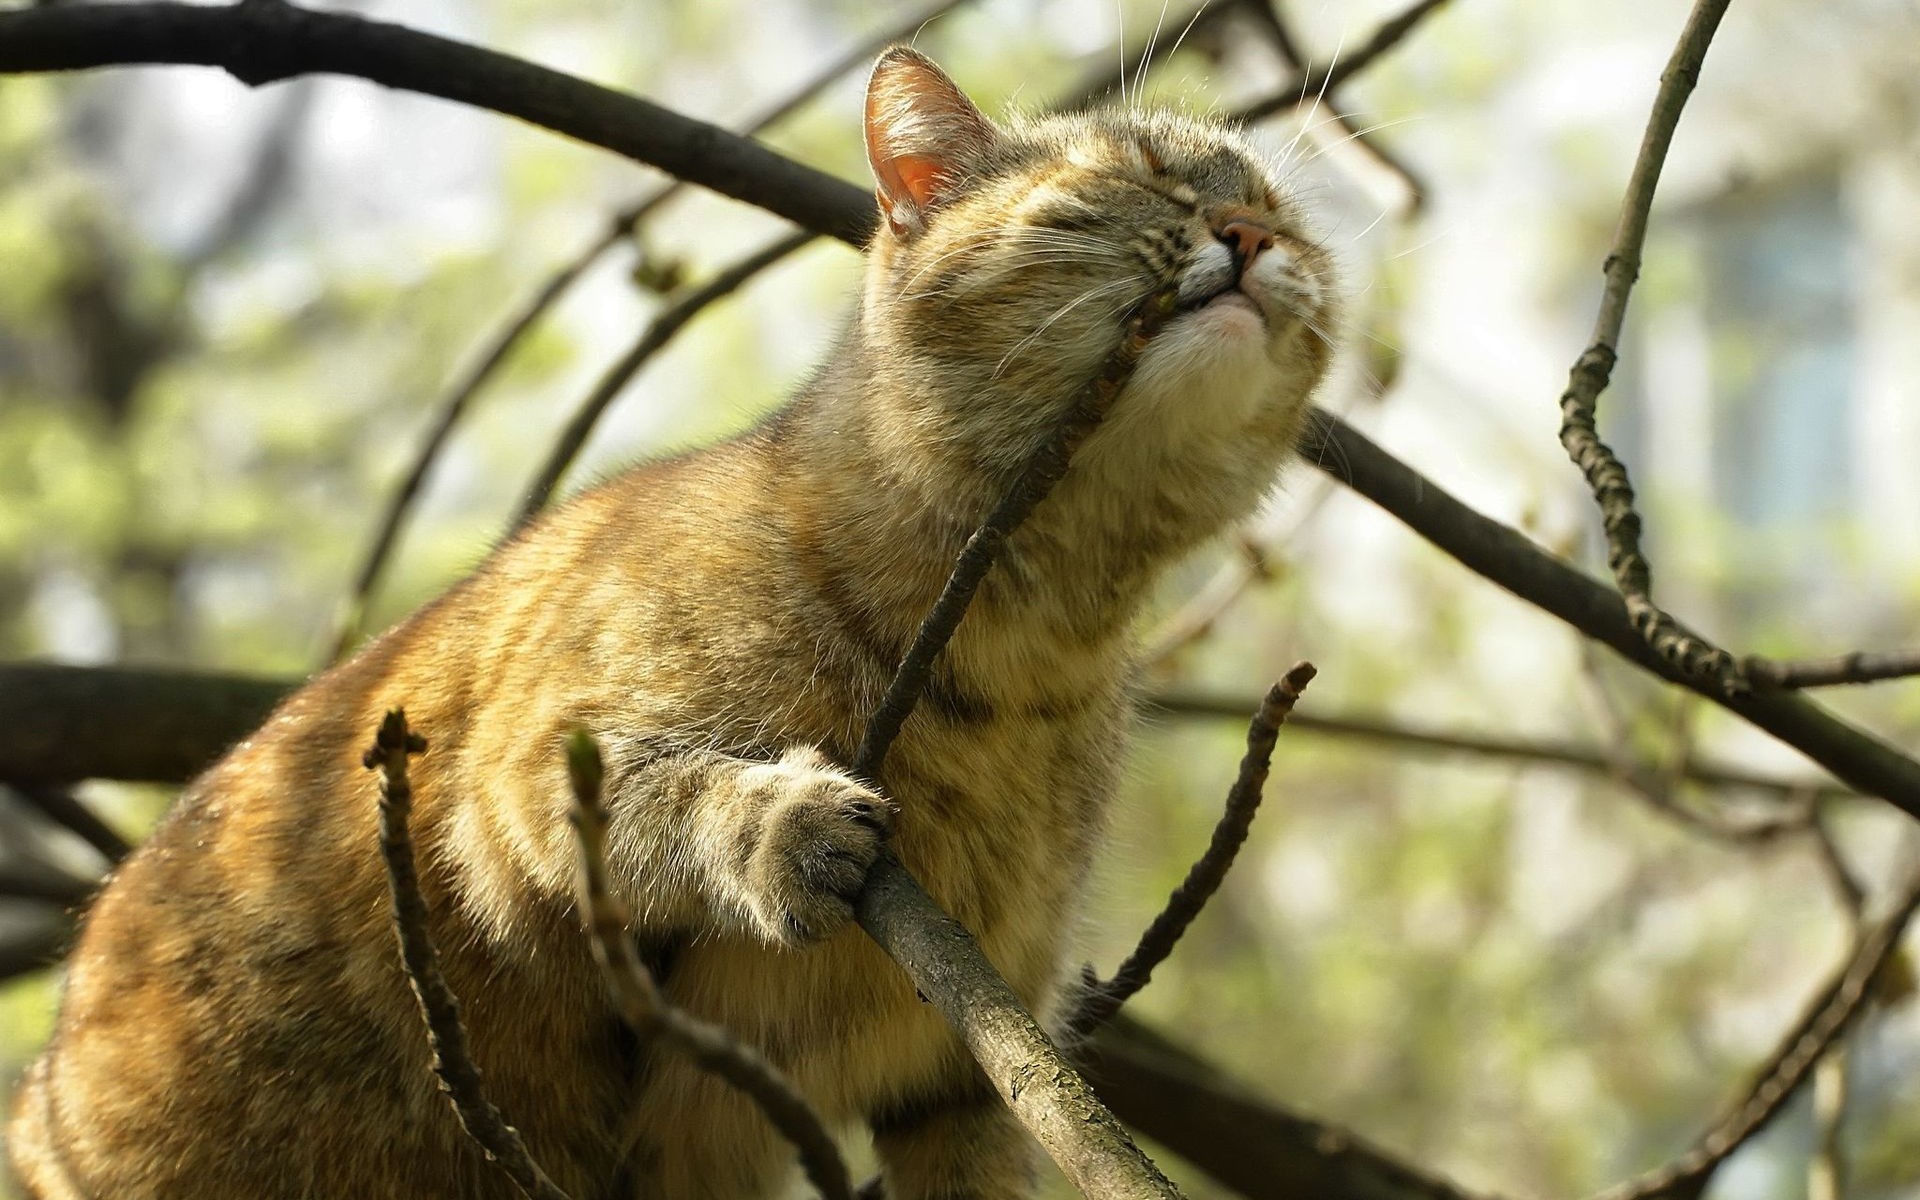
[8,47,1338,1200]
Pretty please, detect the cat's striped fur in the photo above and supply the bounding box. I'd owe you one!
[9,48,1338,1199]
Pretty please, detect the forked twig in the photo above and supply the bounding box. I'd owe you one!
[1233,0,1455,122]
[1067,663,1317,1040]
[562,731,853,1200]
[1586,865,1920,1200]
[365,710,575,1200]
[1555,0,1741,695]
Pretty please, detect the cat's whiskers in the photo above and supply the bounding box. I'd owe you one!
[1277,30,1349,172]
[992,278,1139,378]
[1132,0,1173,104]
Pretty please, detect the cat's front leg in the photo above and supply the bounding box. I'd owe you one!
[870,1073,1036,1200]
[606,742,892,946]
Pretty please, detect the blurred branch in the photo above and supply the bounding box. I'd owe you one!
[11,783,132,864]
[849,289,1186,1200]
[0,0,879,245]
[1587,865,1920,1200]
[328,0,970,659]
[365,710,575,1200]
[0,663,287,785]
[564,732,853,1200]
[1556,0,1741,695]
[1142,533,1277,665]
[1298,414,1920,823]
[1243,1,1429,212]
[0,860,96,907]
[1233,0,1454,122]
[0,922,72,983]
[511,229,818,529]
[1747,648,1920,690]
[1083,1016,1492,1200]
[1149,689,1847,804]
[1068,665,1315,1040]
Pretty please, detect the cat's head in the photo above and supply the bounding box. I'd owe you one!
[857,48,1340,495]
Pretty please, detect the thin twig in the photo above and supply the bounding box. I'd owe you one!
[1148,689,1849,803]
[562,731,853,1200]
[326,0,972,659]
[1586,865,1920,1200]
[364,710,575,1200]
[1233,0,1454,122]
[850,286,1180,779]
[848,286,1188,1199]
[511,229,816,530]
[1555,0,1741,695]
[1067,664,1316,1040]
[1141,534,1276,666]
[1241,1,1429,211]
[1747,648,1920,690]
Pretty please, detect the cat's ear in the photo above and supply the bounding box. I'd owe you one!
[864,48,996,239]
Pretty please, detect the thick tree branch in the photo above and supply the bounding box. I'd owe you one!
[848,289,1186,1199]
[1082,1017,1491,1200]
[1298,415,1920,822]
[0,663,288,785]
[1556,0,1740,694]
[0,0,878,246]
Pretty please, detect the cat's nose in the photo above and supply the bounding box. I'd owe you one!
[1216,219,1276,275]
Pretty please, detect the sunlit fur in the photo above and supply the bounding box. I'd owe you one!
[9,50,1339,1200]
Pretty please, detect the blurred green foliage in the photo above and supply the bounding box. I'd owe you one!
[4,1,1920,1198]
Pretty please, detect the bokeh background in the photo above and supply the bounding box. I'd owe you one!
[3,0,1919,1196]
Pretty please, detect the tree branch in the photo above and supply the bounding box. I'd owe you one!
[1298,414,1920,823]
[1746,648,1920,690]
[563,731,852,1200]
[847,287,1187,1199]
[1556,0,1740,694]
[365,710,575,1200]
[1067,665,1316,1040]
[0,0,878,246]
[1586,865,1920,1200]
[10,782,133,863]
[511,228,818,529]
[1148,689,1847,802]
[325,0,972,659]
[1082,1016,1492,1200]
[1233,0,1455,122]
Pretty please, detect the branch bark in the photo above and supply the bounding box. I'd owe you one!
[365,710,575,1200]
[1555,0,1740,693]
[1298,414,1920,822]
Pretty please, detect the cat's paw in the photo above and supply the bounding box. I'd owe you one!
[740,751,892,946]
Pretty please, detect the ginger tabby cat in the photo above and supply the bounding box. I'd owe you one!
[9,48,1338,1199]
